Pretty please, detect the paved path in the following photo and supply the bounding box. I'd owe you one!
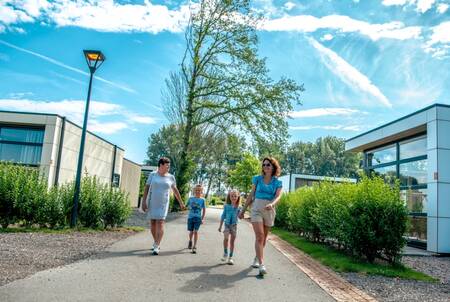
[0,208,334,302]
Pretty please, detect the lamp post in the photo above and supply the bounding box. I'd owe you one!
[71,50,106,227]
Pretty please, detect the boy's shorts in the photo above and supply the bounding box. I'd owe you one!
[223,224,237,236]
[187,217,202,231]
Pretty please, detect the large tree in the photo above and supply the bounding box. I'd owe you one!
[163,0,303,197]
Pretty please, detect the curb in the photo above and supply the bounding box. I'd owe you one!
[267,233,378,302]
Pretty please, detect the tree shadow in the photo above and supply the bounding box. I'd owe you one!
[175,264,256,293]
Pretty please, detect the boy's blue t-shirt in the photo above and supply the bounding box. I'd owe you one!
[221,204,241,225]
[252,175,282,200]
[187,197,206,219]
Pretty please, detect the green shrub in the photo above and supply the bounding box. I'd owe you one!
[346,177,407,263]
[102,188,131,228]
[0,162,133,229]
[0,162,18,227]
[78,176,104,228]
[278,176,408,264]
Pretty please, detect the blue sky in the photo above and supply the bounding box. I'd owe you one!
[1,0,450,163]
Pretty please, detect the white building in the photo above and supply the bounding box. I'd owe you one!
[279,173,357,192]
[345,103,450,253]
[0,110,141,207]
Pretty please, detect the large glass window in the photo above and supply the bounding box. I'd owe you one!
[400,136,427,160]
[0,126,44,166]
[401,188,427,214]
[0,127,44,144]
[407,216,427,241]
[371,165,397,185]
[400,160,427,187]
[367,144,396,166]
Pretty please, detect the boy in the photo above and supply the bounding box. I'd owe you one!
[186,184,206,254]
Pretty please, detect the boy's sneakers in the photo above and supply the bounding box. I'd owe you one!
[192,247,197,254]
[221,254,228,262]
[252,257,260,268]
[152,246,160,255]
[227,257,234,265]
[259,264,267,275]
[188,240,193,249]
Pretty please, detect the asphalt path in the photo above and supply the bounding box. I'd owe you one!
[0,208,334,302]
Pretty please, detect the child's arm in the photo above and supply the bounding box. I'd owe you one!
[201,207,206,224]
[218,208,225,231]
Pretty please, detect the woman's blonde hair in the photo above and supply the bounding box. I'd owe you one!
[226,189,240,205]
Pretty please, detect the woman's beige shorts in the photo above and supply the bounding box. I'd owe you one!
[251,198,276,227]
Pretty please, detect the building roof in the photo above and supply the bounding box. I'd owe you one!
[0,109,125,151]
[345,103,450,152]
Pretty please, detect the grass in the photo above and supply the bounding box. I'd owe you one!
[272,227,437,282]
[0,225,145,234]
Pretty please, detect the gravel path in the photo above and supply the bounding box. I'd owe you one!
[340,255,450,302]
[0,231,134,287]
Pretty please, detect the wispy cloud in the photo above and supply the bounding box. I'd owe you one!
[290,124,363,131]
[290,108,363,118]
[424,21,450,58]
[0,98,157,134]
[307,37,392,108]
[262,15,421,41]
[382,0,438,13]
[0,39,137,94]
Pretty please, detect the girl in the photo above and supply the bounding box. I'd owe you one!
[218,189,241,265]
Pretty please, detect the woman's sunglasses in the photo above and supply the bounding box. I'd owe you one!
[262,163,272,167]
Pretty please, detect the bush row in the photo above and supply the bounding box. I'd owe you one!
[0,162,131,229]
[275,176,408,263]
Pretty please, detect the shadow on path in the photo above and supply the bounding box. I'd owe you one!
[175,264,255,293]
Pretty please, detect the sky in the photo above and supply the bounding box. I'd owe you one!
[1,0,450,163]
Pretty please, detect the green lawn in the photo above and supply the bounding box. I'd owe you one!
[0,226,145,234]
[271,227,437,282]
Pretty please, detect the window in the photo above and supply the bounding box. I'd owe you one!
[371,165,397,185]
[400,136,426,160]
[0,126,44,166]
[400,160,427,187]
[401,188,427,214]
[367,144,396,166]
[112,173,120,187]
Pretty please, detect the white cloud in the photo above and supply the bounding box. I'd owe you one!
[382,0,409,6]
[289,107,362,118]
[290,124,363,131]
[284,1,296,10]
[416,0,436,13]
[262,15,421,41]
[307,37,392,108]
[0,98,157,134]
[424,21,450,58]
[437,3,449,13]
[381,0,438,13]
[0,0,192,34]
[0,39,137,94]
[321,34,334,41]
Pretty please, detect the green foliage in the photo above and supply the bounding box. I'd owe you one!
[272,228,436,282]
[227,153,260,193]
[0,162,131,229]
[283,136,362,178]
[275,176,408,263]
[102,188,131,228]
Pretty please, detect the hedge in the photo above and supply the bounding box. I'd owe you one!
[275,176,408,263]
[0,162,131,229]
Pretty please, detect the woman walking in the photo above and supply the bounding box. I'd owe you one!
[142,157,186,255]
[239,157,282,275]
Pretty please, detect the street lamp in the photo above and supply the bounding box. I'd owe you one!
[70,50,106,227]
